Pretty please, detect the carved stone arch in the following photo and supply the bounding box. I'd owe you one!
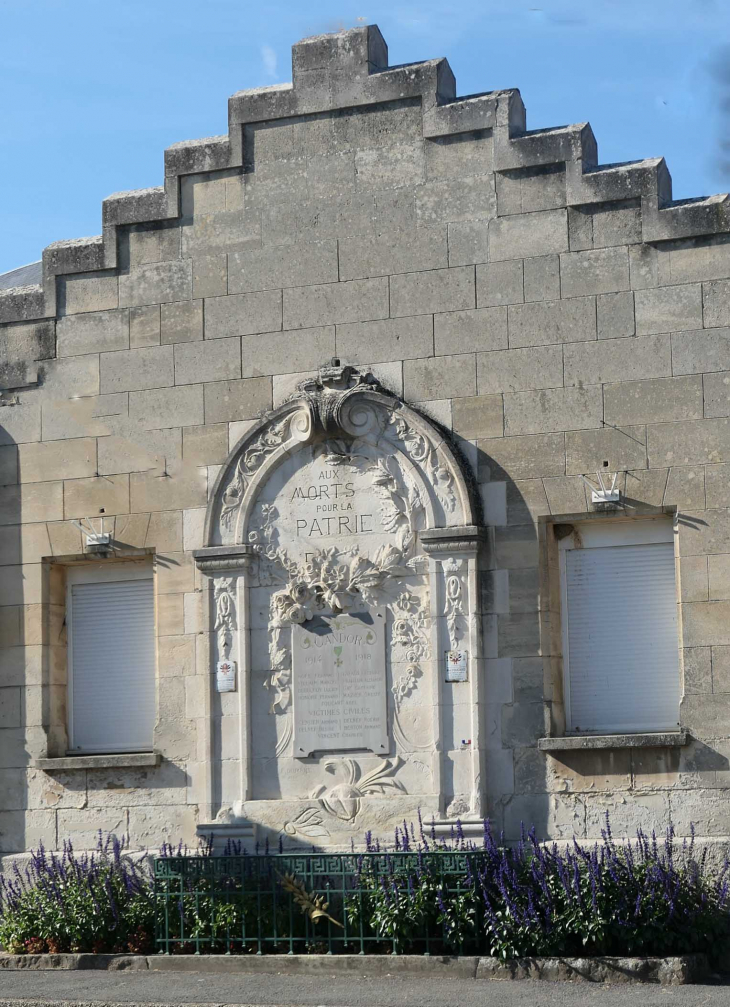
[193,362,488,848]
[203,362,481,550]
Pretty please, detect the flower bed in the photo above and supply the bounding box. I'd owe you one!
[1,815,728,965]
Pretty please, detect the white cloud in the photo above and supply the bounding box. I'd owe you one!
[261,44,277,80]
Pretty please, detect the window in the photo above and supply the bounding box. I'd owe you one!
[67,563,156,753]
[559,518,680,735]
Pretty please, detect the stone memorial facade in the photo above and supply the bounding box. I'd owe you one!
[0,25,730,856]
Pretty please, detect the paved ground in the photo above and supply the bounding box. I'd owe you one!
[0,969,729,1007]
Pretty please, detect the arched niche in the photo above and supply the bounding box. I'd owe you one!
[193,362,488,847]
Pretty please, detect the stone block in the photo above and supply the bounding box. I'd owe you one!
[591,203,642,249]
[512,656,545,700]
[523,255,560,302]
[56,309,129,356]
[39,355,99,398]
[97,429,181,476]
[434,307,507,355]
[564,333,670,386]
[415,174,495,225]
[665,466,705,510]
[100,345,174,393]
[629,243,659,289]
[504,386,602,436]
[495,524,540,569]
[192,255,227,299]
[424,131,493,180]
[129,385,204,430]
[584,793,670,839]
[181,210,259,259]
[478,432,565,480]
[182,424,228,466]
[709,554,730,601]
[0,809,56,853]
[0,445,17,486]
[307,151,355,199]
[203,376,271,424]
[241,325,334,376]
[204,290,283,338]
[119,260,192,308]
[18,438,95,484]
[127,805,199,847]
[122,223,180,268]
[680,555,708,602]
[447,220,490,267]
[504,793,585,841]
[604,375,703,426]
[679,509,730,557]
[0,482,63,525]
[567,206,593,251]
[355,143,425,190]
[682,602,730,648]
[229,240,338,292]
[0,401,41,445]
[130,467,207,513]
[712,645,730,693]
[339,228,447,281]
[565,425,647,475]
[507,296,596,348]
[488,208,568,261]
[501,701,545,745]
[671,327,730,375]
[499,165,566,215]
[649,418,730,467]
[129,304,161,347]
[597,291,635,339]
[703,371,730,418]
[336,315,433,364]
[477,344,563,394]
[64,474,129,520]
[706,464,730,509]
[283,277,388,329]
[0,687,21,728]
[559,246,630,298]
[174,337,241,385]
[543,475,588,514]
[665,236,730,284]
[59,272,118,315]
[703,278,730,328]
[481,481,507,526]
[634,284,703,335]
[403,353,476,401]
[390,266,475,318]
[160,300,203,344]
[451,395,503,439]
[683,647,712,694]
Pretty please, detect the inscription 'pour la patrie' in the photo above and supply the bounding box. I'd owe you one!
[292,468,375,538]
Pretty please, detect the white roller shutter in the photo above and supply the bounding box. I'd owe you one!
[68,570,155,753]
[561,521,680,734]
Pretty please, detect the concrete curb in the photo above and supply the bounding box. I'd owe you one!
[0,952,709,984]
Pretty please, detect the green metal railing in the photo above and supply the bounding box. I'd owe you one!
[153,851,483,955]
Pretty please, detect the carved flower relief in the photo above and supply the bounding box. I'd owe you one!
[311,758,405,823]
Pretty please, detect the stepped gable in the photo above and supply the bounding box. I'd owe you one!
[0,24,728,332]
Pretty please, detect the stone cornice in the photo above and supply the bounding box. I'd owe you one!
[193,545,257,574]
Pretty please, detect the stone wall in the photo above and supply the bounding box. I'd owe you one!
[1,24,730,855]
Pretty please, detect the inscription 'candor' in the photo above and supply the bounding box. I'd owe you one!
[292,610,388,757]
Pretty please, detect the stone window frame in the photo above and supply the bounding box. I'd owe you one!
[536,508,689,753]
[34,548,160,771]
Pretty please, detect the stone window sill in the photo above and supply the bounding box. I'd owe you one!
[537,730,688,752]
[33,752,160,771]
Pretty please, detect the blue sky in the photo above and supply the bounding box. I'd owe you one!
[1,0,729,274]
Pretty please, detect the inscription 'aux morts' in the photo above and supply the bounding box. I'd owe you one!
[291,468,375,538]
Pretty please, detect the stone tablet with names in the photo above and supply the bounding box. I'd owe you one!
[292,609,388,757]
